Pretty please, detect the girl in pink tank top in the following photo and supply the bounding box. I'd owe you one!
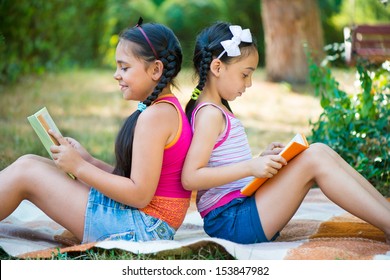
[0,19,192,243]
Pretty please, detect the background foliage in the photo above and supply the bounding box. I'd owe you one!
[308,58,390,196]
[0,0,107,84]
[0,0,389,194]
[1,0,389,85]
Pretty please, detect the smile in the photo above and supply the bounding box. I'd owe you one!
[119,84,128,91]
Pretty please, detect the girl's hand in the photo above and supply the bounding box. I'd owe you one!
[63,136,93,163]
[260,142,285,156]
[252,155,287,178]
[49,130,84,174]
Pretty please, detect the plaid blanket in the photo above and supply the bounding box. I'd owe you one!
[1,188,389,260]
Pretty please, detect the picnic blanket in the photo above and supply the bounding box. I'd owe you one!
[1,188,389,260]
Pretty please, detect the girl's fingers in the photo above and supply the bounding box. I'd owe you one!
[271,142,285,149]
[50,144,59,153]
[270,155,287,166]
[271,148,284,155]
[48,130,68,146]
[267,155,288,176]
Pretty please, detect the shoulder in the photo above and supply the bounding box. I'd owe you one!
[139,101,178,124]
[194,103,225,125]
[135,101,179,146]
[193,103,226,136]
[195,103,225,120]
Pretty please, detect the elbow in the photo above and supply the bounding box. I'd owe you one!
[123,193,153,209]
[133,199,152,209]
[137,191,155,208]
[181,174,198,191]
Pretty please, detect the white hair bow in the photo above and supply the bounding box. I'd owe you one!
[217,25,253,59]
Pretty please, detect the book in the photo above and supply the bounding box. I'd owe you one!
[27,107,76,179]
[240,133,309,196]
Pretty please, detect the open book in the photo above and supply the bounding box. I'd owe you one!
[240,133,309,196]
[27,107,76,179]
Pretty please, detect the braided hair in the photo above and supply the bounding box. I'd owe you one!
[113,23,182,178]
[185,22,257,121]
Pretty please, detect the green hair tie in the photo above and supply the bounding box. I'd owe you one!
[191,88,201,100]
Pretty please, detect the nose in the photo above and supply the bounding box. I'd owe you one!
[246,77,252,88]
[113,70,121,80]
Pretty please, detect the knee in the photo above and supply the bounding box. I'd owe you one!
[16,154,41,163]
[309,142,331,153]
[11,154,40,177]
[14,155,33,168]
[300,143,330,165]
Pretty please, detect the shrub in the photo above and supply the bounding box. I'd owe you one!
[157,0,228,66]
[0,0,107,85]
[308,59,390,196]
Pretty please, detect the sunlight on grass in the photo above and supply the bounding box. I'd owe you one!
[0,67,358,260]
[0,69,125,168]
[0,67,338,169]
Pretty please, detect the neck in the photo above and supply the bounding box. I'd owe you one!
[160,86,173,96]
[197,85,223,107]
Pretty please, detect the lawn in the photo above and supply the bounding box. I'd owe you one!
[0,68,335,168]
[0,67,356,259]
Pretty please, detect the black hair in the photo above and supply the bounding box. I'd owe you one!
[112,22,182,178]
[185,21,257,121]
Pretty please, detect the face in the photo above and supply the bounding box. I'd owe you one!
[216,49,259,101]
[113,40,156,101]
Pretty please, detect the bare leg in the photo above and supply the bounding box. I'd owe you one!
[0,154,54,174]
[255,143,390,243]
[316,144,390,211]
[0,155,90,241]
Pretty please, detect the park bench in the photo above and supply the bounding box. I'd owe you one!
[344,24,390,65]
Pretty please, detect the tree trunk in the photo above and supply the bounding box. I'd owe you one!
[261,0,324,84]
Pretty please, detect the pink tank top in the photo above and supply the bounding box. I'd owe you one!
[140,94,192,229]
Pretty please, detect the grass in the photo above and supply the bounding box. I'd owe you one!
[0,243,234,260]
[0,67,355,259]
[0,69,123,169]
[0,68,325,168]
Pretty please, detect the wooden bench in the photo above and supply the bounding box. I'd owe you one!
[344,24,390,65]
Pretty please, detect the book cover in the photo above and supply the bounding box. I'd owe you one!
[27,107,76,179]
[240,133,309,196]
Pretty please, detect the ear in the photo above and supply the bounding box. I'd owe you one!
[150,60,164,81]
[210,58,222,77]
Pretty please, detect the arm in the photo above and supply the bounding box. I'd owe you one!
[182,106,286,191]
[64,137,114,173]
[88,157,115,173]
[50,103,176,208]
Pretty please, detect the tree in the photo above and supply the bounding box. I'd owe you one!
[158,0,228,66]
[261,0,324,84]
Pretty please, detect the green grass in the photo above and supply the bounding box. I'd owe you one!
[0,243,234,260]
[0,69,123,169]
[0,68,327,169]
[0,67,332,260]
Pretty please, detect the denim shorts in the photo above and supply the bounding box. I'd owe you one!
[203,196,279,244]
[82,188,175,243]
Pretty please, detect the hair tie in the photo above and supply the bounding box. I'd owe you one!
[135,17,159,59]
[191,88,201,100]
[137,102,147,112]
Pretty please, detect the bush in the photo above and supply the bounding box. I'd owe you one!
[157,0,228,66]
[308,59,390,196]
[0,0,107,85]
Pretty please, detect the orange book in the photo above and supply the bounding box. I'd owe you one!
[240,133,309,196]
